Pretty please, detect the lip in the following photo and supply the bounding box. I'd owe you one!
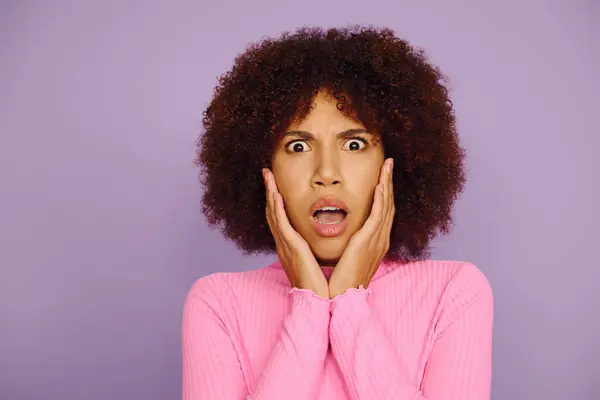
[309,197,349,238]
[309,197,349,215]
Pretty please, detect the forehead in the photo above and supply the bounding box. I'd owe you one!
[288,92,366,135]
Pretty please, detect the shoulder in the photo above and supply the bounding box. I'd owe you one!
[384,259,493,307]
[421,260,494,322]
[183,262,288,313]
[395,259,490,290]
[386,260,494,332]
[438,260,493,303]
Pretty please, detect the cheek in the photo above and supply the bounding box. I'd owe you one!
[272,171,306,216]
[345,163,381,219]
[346,162,380,191]
[274,165,297,193]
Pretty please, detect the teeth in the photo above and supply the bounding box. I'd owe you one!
[318,206,341,212]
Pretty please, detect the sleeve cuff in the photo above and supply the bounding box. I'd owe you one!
[286,286,373,319]
[289,287,332,313]
[330,285,372,315]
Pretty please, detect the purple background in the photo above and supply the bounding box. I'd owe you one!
[1,1,598,399]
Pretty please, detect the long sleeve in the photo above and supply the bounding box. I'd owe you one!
[182,276,331,400]
[329,265,494,400]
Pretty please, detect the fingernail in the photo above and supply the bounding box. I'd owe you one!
[389,158,394,171]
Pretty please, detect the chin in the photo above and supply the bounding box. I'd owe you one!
[309,237,348,266]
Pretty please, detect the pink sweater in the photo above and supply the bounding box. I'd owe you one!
[182,259,494,399]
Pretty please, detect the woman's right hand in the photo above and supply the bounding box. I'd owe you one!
[263,168,329,299]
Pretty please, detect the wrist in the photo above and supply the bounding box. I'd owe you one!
[329,280,361,299]
[295,280,329,299]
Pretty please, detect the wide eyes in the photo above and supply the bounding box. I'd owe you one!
[342,139,366,151]
[285,138,367,153]
[287,141,310,153]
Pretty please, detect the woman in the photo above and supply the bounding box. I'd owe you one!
[183,25,493,399]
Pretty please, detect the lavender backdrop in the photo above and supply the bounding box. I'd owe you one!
[1,1,598,399]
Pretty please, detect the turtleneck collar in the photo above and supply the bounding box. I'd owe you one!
[269,256,404,283]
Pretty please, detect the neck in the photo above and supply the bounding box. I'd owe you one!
[317,258,338,268]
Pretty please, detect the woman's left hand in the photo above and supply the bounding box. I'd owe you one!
[329,158,395,299]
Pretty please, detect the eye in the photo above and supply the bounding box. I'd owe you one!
[285,140,311,153]
[343,138,367,151]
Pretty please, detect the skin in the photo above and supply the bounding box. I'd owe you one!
[271,91,384,264]
[263,91,396,298]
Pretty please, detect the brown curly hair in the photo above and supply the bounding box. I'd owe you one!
[195,25,466,261]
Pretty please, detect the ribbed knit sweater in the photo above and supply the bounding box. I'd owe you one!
[182,259,494,399]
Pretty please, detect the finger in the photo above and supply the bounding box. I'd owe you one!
[373,159,389,230]
[263,169,273,215]
[262,169,270,216]
[265,191,277,237]
[271,192,289,248]
[267,170,290,237]
[263,170,282,244]
[378,158,387,185]
[387,176,395,230]
[380,197,395,245]
[373,160,392,245]
[265,168,280,194]
[383,159,391,217]
[381,159,395,239]
[384,158,395,222]
[268,177,302,257]
[361,183,385,235]
[272,191,305,248]
[265,170,287,237]
[387,158,394,217]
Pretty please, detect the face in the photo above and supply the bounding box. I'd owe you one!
[271,91,385,266]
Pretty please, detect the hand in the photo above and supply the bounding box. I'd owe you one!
[329,158,395,298]
[263,168,329,299]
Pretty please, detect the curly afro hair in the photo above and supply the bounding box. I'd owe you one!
[196,25,466,261]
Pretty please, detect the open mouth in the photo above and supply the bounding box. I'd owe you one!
[312,207,348,225]
[309,197,349,237]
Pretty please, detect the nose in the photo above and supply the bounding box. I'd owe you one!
[311,150,342,187]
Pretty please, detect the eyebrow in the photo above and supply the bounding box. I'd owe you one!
[282,128,370,140]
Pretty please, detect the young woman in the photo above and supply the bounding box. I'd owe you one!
[183,25,494,400]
